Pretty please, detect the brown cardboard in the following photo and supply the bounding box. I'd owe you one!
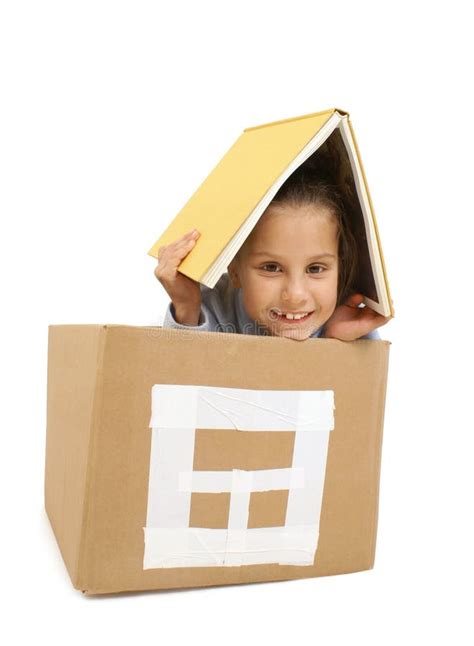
[44,324,390,595]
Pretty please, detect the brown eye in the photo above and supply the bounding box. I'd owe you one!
[261,263,280,272]
[308,265,325,274]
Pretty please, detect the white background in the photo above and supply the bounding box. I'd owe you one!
[1,1,473,643]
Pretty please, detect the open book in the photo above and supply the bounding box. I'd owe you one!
[148,108,394,318]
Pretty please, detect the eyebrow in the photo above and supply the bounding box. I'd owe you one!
[250,252,337,260]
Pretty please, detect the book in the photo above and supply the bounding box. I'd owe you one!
[148,108,394,318]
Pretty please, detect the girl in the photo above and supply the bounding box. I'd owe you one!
[154,162,390,342]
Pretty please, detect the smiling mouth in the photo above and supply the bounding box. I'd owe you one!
[270,309,314,323]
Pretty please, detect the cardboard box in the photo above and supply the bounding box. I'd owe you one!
[45,324,390,595]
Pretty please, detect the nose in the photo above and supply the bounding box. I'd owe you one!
[281,276,309,307]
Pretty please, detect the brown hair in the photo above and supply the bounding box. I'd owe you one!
[267,157,359,306]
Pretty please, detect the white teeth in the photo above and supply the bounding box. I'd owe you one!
[272,310,309,320]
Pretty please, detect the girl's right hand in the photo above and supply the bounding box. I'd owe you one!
[154,229,202,317]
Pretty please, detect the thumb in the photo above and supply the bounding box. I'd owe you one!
[345,293,364,307]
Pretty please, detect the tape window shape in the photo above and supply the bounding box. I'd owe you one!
[143,384,334,569]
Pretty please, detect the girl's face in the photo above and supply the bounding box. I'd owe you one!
[228,203,339,341]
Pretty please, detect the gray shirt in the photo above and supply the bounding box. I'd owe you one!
[163,272,380,340]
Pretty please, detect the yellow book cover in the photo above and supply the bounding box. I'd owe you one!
[148,108,393,318]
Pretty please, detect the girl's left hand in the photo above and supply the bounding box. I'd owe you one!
[322,293,391,341]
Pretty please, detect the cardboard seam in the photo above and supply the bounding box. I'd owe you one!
[113,325,391,348]
[75,325,108,592]
[146,325,346,348]
[367,346,391,567]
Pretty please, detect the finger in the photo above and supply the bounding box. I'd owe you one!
[175,236,199,250]
[360,310,390,329]
[159,237,196,263]
[166,235,199,256]
[345,293,364,308]
[180,229,200,241]
[363,307,390,324]
[158,231,198,256]
[358,307,379,321]
[374,314,390,326]
[155,257,180,281]
[169,237,198,259]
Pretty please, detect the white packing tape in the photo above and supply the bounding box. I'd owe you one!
[143,384,334,569]
[143,525,320,568]
[149,384,334,432]
[178,467,305,493]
